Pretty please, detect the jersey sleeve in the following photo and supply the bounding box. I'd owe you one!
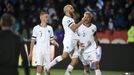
[94,25,97,32]
[31,27,37,40]
[93,25,97,36]
[66,18,75,27]
[50,26,54,41]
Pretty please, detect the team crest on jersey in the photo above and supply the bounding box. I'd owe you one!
[67,20,71,23]
[35,61,37,64]
[66,46,69,49]
[92,29,95,32]
[48,30,50,33]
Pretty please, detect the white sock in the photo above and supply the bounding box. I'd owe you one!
[36,72,41,75]
[65,65,74,75]
[44,70,50,75]
[49,56,62,68]
[84,69,89,75]
[95,69,101,75]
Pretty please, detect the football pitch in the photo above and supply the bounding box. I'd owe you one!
[19,68,134,75]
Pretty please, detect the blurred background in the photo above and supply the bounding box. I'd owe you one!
[0,0,134,74]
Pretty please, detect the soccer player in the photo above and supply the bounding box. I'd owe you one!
[0,13,29,75]
[77,11,101,75]
[29,11,59,75]
[45,5,85,75]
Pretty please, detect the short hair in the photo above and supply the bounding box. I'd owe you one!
[63,4,72,13]
[84,11,93,17]
[40,11,48,16]
[0,13,14,27]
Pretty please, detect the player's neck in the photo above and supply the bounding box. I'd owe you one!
[40,22,47,27]
[85,23,91,27]
[65,13,71,18]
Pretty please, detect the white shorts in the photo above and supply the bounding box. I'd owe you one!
[63,38,79,58]
[35,47,51,66]
[79,49,98,65]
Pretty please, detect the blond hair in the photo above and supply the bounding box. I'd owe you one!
[63,4,72,13]
[84,11,93,18]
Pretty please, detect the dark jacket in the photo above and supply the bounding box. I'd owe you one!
[0,29,29,75]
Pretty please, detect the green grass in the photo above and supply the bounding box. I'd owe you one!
[19,68,134,75]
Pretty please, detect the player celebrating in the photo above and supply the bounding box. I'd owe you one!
[45,5,85,75]
[77,11,102,75]
[29,11,59,75]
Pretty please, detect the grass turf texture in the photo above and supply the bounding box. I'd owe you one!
[19,68,134,75]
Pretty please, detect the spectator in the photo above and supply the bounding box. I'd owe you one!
[11,19,20,33]
[54,23,64,43]
[0,0,133,40]
[0,13,29,75]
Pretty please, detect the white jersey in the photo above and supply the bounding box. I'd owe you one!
[32,25,54,54]
[62,16,79,58]
[77,24,97,52]
[62,16,79,40]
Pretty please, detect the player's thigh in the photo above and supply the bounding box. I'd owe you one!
[79,53,89,65]
[63,39,77,53]
[69,44,79,58]
[43,54,51,66]
[90,50,98,63]
[35,51,44,66]
[79,55,88,65]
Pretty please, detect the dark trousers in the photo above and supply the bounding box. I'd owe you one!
[0,68,18,75]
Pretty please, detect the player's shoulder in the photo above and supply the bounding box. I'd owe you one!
[46,25,53,31]
[63,16,73,21]
[63,16,70,19]
[91,23,97,31]
[91,23,97,28]
[33,25,40,29]
[91,23,96,27]
[47,25,53,29]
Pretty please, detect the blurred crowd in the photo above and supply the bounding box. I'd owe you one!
[0,0,134,42]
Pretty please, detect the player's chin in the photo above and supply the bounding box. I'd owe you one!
[46,21,48,24]
[84,21,89,24]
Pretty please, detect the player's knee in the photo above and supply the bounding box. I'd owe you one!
[73,59,78,64]
[37,65,43,73]
[61,52,68,59]
[85,70,89,73]
[93,62,100,70]
[70,58,78,66]
[84,65,89,69]
[61,55,67,59]
[84,66,89,72]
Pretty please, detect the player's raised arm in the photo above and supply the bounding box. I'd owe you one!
[70,18,85,32]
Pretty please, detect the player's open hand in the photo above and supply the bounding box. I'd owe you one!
[81,17,86,23]
[51,40,59,48]
[54,41,59,48]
